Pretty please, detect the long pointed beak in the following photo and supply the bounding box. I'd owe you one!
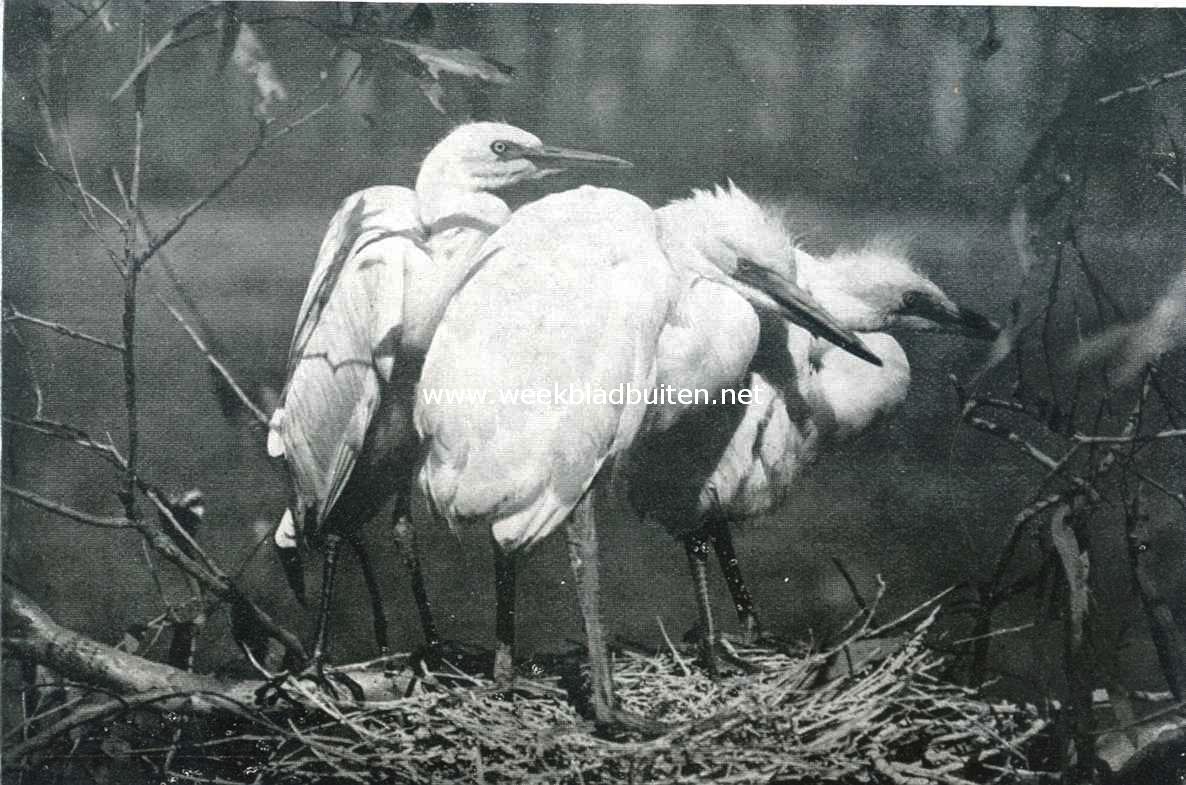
[734,261,883,367]
[522,144,634,170]
[907,295,1000,341]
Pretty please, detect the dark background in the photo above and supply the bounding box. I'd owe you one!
[3,3,1184,700]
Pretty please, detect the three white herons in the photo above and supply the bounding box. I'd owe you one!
[267,123,632,669]
[625,185,1000,673]
[414,185,879,733]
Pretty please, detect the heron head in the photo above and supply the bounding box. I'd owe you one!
[415,122,633,197]
[658,182,883,367]
[807,240,999,340]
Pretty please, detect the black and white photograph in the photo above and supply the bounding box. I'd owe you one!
[3,3,1185,782]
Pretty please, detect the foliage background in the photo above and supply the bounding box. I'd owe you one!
[3,2,1183,705]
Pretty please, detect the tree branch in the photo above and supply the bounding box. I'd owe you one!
[2,585,410,762]
[155,295,270,427]
[2,308,125,352]
[3,485,133,529]
[1097,65,1186,106]
[4,484,306,662]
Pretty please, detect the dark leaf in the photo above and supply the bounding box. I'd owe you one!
[399,4,434,41]
[215,2,241,74]
[974,8,1002,61]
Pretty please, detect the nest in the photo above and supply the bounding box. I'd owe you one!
[12,604,1056,785]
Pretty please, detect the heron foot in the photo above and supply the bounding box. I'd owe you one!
[295,657,366,703]
[685,625,765,677]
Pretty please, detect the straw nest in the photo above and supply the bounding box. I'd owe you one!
[14,607,1054,784]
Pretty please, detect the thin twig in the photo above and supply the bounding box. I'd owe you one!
[2,309,125,352]
[2,139,126,227]
[3,485,132,529]
[134,69,360,273]
[1097,65,1186,105]
[964,416,1100,502]
[155,295,270,426]
[54,0,114,46]
[1,320,46,420]
[1074,427,1186,444]
[5,482,305,661]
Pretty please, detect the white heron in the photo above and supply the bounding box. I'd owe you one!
[267,122,632,670]
[414,184,877,733]
[624,185,1000,673]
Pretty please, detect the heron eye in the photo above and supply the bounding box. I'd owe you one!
[491,141,509,156]
[902,291,922,310]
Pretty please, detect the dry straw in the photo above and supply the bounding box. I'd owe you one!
[218,610,1049,784]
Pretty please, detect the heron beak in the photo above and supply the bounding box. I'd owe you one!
[521,144,634,170]
[733,260,883,367]
[905,294,1001,341]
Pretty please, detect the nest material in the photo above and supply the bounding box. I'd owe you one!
[239,622,1049,783]
[10,611,1055,784]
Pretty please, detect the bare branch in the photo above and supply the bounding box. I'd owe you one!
[134,67,363,273]
[1074,427,1186,444]
[1097,65,1186,106]
[1127,469,1186,510]
[5,482,305,662]
[964,416,1100,502]
[3,485,133,529]
[3,139,126,228]
[154,295,271,427]
[2,308,126,352]
[2,416,127,470]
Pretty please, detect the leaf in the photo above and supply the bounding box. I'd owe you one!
[1049,504,1089,649]
[111,3,221,101]
[380,38,514,84]
[399,3,434,40]
[215,2,241,74]
[1072,265,1186,384]
[231,22,288,117]
[418,77,446,114]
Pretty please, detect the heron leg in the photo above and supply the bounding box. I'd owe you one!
[311,533,343,668]
[685,533,720,677]
[347,534,389,657]
[492,538,517,685]
[392,507,440,649]
[711,518,763,644]
[566,483,666,737]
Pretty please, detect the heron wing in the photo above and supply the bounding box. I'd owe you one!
[271,186,427,526]
[416,186,675,552]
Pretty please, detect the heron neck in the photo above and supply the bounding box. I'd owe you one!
[417,181,509,228]
[401,191,510,354]
[807,332,909,441]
